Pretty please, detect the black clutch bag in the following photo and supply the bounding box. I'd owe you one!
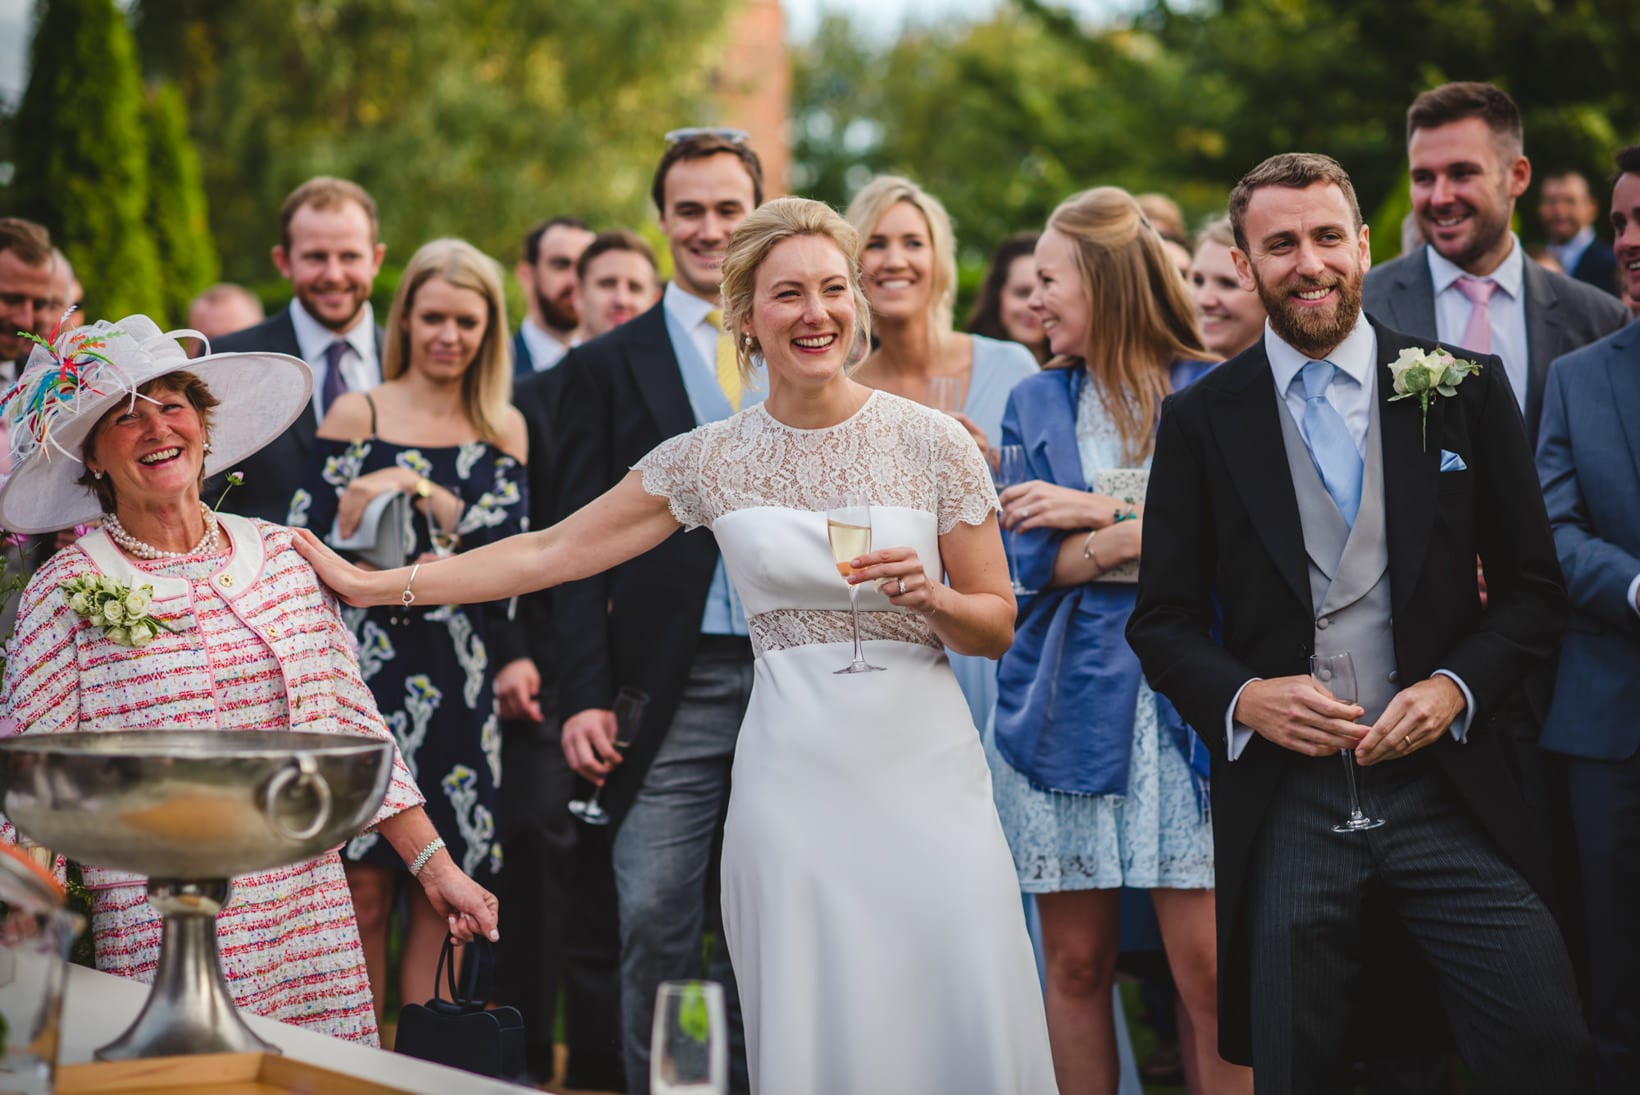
[394,936,525,1080]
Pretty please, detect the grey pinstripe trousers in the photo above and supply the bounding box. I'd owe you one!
[1245,753,1587,1094]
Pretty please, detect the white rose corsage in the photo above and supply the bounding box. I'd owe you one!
[61,575,176,648]
[1387,346,1482,450]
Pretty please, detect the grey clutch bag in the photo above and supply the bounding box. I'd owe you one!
[327,489,413,570]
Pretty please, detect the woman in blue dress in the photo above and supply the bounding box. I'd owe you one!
[988,188,1250,1094]
[291,237,529,1019]
[844,175,1037,730]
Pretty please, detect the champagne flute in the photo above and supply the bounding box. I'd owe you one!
[925,375,965,415]
[568,686,650,826]
[827,498,886,675]
[992,444,1038,595]
[425,493,461,557]
[651,980,728,1095]
[1310,652,1385,833]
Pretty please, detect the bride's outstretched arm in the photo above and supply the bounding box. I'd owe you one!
[292,471,680,608]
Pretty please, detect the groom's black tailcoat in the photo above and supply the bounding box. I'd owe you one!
[1127,316,1568,1062]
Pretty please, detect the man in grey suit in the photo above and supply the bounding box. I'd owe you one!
[1363,82,1628,449]
[1535,144,1640,1095]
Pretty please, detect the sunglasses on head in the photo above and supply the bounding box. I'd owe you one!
[663,127,750,148]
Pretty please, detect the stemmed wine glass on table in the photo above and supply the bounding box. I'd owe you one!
[826,497,887,675]
[1310,652,1384,833]
[568,686,650,826]
[992,444,1038,596]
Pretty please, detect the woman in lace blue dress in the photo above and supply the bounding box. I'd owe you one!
[291,238,528,1019]
[988,188,1250,1093]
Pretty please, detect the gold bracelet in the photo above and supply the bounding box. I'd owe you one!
[1081,528,1105,568]
[400,562,422,608]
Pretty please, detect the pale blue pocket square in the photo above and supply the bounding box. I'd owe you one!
[1439,449,1467,472]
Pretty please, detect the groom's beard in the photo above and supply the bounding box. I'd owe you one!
[1254,268,1364,360]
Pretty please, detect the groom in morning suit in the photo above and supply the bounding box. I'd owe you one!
[1127,153,1586,1093]
[207,177,386,523]
[550,129,764,1095]
[1535,145,1640,1094]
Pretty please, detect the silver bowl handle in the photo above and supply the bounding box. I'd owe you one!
[262,754,333,841]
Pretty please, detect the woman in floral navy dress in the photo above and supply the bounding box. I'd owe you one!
[291,238,528,1018]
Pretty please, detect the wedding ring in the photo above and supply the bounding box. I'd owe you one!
[897,578,907,595]
[1398,736,1412,750]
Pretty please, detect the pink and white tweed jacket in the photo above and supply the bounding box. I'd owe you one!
[0,514,422,888]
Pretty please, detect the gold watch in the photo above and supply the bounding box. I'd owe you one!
[413,477,434,501]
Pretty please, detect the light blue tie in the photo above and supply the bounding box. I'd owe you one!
[1298,360,1363,526]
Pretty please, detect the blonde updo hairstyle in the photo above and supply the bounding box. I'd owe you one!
[1046,186,1210,465]
[719,197,873,386]
[844,175,959,336]
[382,237,512,444]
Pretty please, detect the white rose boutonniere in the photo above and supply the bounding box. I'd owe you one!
[61,575,176,648]
[1387,346,1482,450]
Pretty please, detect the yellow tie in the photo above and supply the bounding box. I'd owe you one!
[706,309,741,412]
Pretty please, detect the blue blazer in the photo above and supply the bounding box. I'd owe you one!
[1536,319,1640,760]
[994,365,1209,799]
[511,328,534,378]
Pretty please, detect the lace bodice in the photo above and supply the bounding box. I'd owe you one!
[635,392,1000,657]
[634,391,998,534]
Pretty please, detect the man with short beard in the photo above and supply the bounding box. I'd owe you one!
[1364,82,1627,448]
[1129,152,1587,1094]
[512,216,594,376]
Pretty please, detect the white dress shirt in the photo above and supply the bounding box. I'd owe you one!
[1223,313,1473,760]
[662,282,722,374]
[1428,238,1529,412]
[519,317,573,373]
[288,300,380,423]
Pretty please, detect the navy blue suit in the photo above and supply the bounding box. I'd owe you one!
[1536,318,1640,1092]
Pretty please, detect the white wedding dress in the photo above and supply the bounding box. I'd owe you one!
[637,392,1057,1095]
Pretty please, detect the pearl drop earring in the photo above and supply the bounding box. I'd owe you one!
[93,470,104,480]
[203,440,213,454]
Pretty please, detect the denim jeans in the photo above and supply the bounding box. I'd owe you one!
[611,639,754,1095]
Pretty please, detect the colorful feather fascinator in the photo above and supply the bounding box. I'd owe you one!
[0,314,312,534]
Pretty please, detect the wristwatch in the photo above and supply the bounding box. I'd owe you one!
[413,477,434,501]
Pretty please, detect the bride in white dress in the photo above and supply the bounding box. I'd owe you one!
[298,197,1057,1094]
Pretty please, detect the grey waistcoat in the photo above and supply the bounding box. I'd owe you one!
[1275,385,1400,723]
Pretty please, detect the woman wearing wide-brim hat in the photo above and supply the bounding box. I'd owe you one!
[0,315,498,1046]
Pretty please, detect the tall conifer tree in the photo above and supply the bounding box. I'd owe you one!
[145,83,218,327]
[13,0,163,320]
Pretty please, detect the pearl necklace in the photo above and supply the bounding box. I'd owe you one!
[104,504,221,561]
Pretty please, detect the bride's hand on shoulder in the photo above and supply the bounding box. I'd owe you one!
[291,527,379,606]
[848,547,939,616]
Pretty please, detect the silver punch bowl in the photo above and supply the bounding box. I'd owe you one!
[0,729,393,1059]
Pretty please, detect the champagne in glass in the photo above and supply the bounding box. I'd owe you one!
[826,498,886,674]
[1310,652,1385,833]
[651,980,728,1095]
[568,686,650,826]
[925,375,965,415]
[992,444,1038,596]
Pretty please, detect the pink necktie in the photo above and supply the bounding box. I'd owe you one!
[1455,276,1497,354]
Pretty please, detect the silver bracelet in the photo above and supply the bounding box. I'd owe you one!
[409,835,445,877]
[400,562,422,608]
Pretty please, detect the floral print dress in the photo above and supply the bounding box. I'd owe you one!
[291,438,528,883]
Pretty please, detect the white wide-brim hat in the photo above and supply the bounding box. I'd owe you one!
[0,315,312,534]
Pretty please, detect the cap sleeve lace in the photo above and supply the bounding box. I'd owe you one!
[633,428,712,530]
[931,410,1000,534]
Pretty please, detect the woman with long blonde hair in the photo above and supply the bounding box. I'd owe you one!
[988,187,1249,1094]
[291,237,529,1020]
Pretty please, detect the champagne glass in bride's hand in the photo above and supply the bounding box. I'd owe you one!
[568,686,650,826]
[651,980,728,1095]
[992,445,1038,596]
[1310,652,1384,833]
[827,497,886,675]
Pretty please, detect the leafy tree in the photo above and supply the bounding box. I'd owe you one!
[11,0,164,319]
[144,82,218,327]
[132,0,731,288]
